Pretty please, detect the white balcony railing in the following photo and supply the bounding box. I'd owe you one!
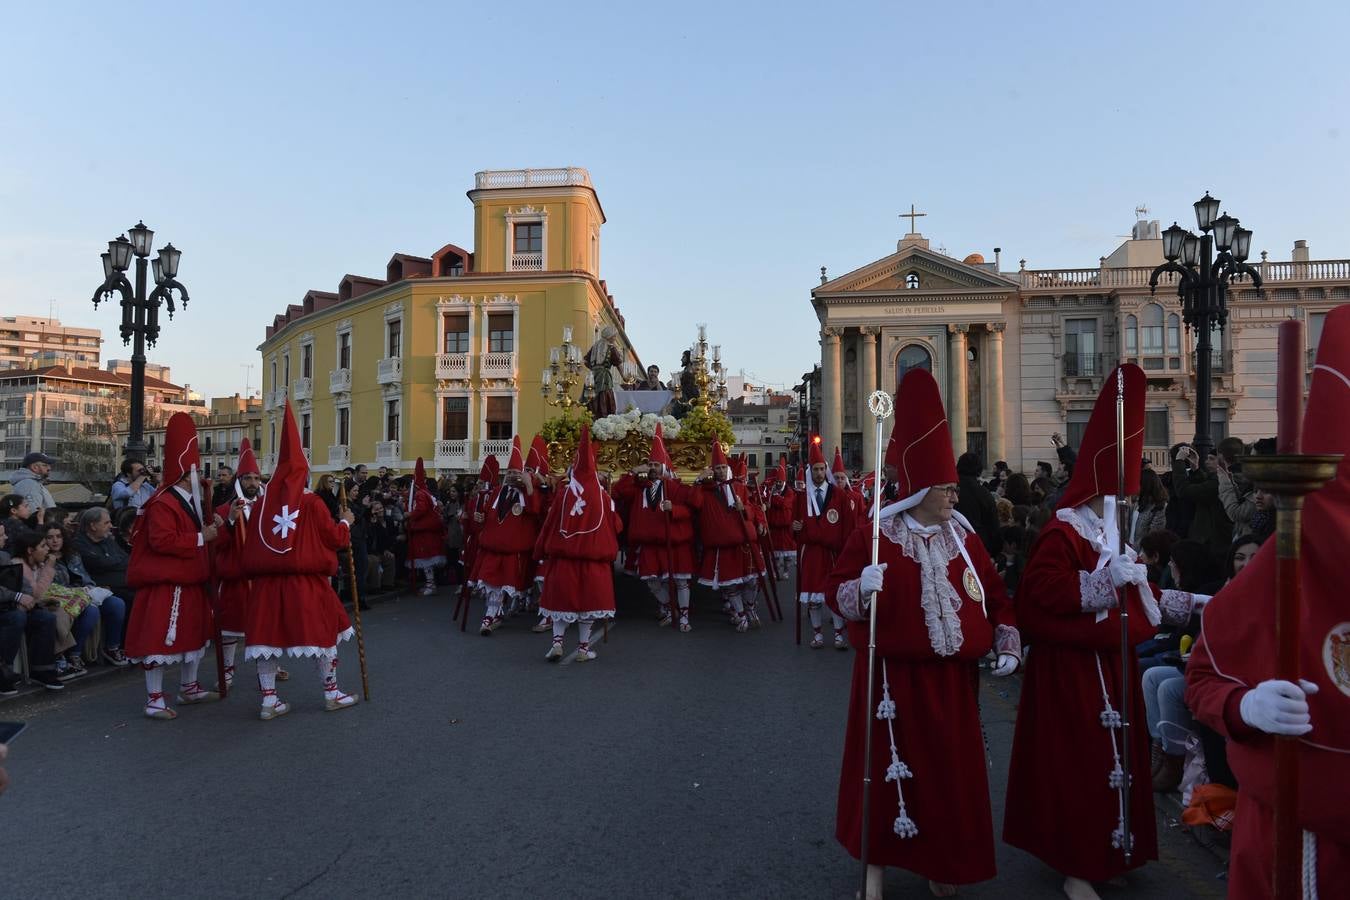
[266,388,287,410]
[509,252,543,271]
[376,357,402,384]
[475,167,592,190]
[480,351,517,379]
[436,352,470,380]
[302,447,312,463]
[292,377,312,401]
[329,368,352,394]
[434,439,471,469]
[481,438,512,464]
[376,440,401,465]
[328,445,350,468]
[261,454,277,472]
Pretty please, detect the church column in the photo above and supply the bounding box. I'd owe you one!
[947,324,968,455]
[859,327,879,474]
[821,326,843,456]
[986,323,1006,464]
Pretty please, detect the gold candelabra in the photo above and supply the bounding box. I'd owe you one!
[691,323,728,412]
[542,325,585,409]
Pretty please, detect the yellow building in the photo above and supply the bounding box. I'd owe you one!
[257,167,639,475]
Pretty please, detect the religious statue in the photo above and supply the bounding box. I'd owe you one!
[585,325,624,418]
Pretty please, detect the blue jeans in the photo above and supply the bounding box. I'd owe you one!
[71,604,101,653]
[0,606,58,670]
[1142,665,1193,754]
[98,594,127,648]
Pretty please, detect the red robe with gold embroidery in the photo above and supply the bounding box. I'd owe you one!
[825,515,1019,884]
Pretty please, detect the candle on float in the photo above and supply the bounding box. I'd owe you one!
[562,325,573,344]
[713,344,721,361]
[1276,318,1304,454]
[550,347,560,366]
[541,369,552,387]
[698,323,707,341]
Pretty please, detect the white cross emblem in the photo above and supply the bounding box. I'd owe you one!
[569,497,587,517]
[271,504,299,538]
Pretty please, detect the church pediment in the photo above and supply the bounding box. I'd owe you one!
[815,246,1016,297]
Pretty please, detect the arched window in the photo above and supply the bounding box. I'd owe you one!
[1167,313,1181,369]
[896,344,932,387]
[1124,315,1138,355]
[1140,303,1164,369]
[905,272,920,290]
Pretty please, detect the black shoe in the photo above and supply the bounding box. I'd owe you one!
[31,670,66,691]
[0,674,19,696]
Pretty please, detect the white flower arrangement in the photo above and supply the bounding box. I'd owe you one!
[591,408,681,441]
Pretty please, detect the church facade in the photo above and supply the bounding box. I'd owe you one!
[811,221,1349,474]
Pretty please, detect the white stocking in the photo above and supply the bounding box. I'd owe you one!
[808,603,823,630]
[551,618,569,642]
[180,657,201,691]
[143,663,165,706]
[485,588,504,619]
[315,654,341,697]
[726,590,744,614]
[831,612,846,632]
[256,657,280,706]
[222,639,238,669]
[577,621,594,648]
[676,581,690,611]
[424,568,436,588]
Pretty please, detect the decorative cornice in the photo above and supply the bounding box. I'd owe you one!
[299,331,314,343]
[987,322,1007,333]
[482,292,519,308]
[337,318,352,331]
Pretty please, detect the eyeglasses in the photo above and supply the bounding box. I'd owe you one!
[934,485,960,497]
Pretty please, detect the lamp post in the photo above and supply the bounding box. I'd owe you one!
[1149,193,1262,458]
[90,221,190,462]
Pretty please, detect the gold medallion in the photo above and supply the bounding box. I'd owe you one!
[511,503,524,517]
[825,508,840,525]
[962,567,984,603]
[1323,623,1350,697]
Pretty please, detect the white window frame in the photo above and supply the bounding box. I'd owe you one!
[335,323,353,372]
[437,390,474,442]
[504,206,548,271]
[299,336,314,379]
[335,401,351,447]
[480,389,518,443]
[436,295,476,357]
[481,298,520,356]
[385,397,401,442]
[384,302,405,359]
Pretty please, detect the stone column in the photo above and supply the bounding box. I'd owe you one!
[859,327,879,474]
[947,324,968,456]
[986,323,1006,464]
[821,326,843,456]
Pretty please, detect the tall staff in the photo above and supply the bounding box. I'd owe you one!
[189,463,227,698]
[858,389,894,894]
[1113,366,1133,864]
[339,481,371,701]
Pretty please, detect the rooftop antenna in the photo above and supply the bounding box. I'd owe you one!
[241,363,254,399]
[1135,205,1149,220]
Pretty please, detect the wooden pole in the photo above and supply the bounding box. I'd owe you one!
[339,482,371,701]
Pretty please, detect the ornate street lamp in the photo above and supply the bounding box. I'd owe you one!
[90,221,191,462]
[1149,193,1263,457]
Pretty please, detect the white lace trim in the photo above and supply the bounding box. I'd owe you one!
[1158,589,1196,625]
[640,573,691,582]
[412,556,446,570]
[131,646,208,666]
[835,578,866,622]
[994,624,1022,661]
[1079,567,1117,613]
[243,627,354,661]
[538,607,616,623]
[797,591,826,605]
[1056,506,1109,549]
[879,515,964,656]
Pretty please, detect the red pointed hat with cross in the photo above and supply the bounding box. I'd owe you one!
[526,434,551,476]
[889,368,958,500]
[248,400,306,559]
[506,435,524,472]
[1056,364,1146,510]
[808,436,825,467]
[234,436,260,478]
[648,423,673,472]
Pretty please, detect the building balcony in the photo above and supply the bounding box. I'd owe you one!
[329,368,352,394]
[436,353,470,380]
[509,252,543,271]
[266,388,287,410]
[1143,448,1170,470]
[481,438,512,464]
[1062,352,1105,377]
[481,351,517,380]
[435,439,471,470]
[376,440,401,465]
[328,445,349,468]
[376,357,402,385]
[475,167,592,190]
[292,377,312,401]
[262,454,277,472]
[1191,349,1234,375]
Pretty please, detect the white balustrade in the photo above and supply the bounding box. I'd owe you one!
[480,439,512,464]
[509,252,543,271]
[261,454,277,472]
[328,445,350,468]
[481,351,517,380]
[376,440,401,464]
[436,353,470,380]
[329,368,352,394]
[376,357,402,384]
[475,167,591,190]
[434,439,470,469]
[292,377,312,401]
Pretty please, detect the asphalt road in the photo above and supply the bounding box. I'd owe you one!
[2,573,1228,898]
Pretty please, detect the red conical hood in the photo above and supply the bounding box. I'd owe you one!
[250,401,306,557]
[1303,304,1350,482]
[1056,364,1146,510]
[891,369,958,499]
[832,446,846,476]
[161,412,201,488]
[234,436,260,477]
[478,454,500,485]
[507,436,524,472]
[710,440,730,469]
[808,438,825,467]
[526,434,551,476]
[649,423,673,472]
[732,453,747,480]
[414,457,428,491]
[573,425,596,481]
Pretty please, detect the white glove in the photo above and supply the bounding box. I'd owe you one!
[1191,593,1213,611]
[859,563,887,597]
[990,653,1019,677]
[1239,679,1320,735]
[1107,553,1148,590]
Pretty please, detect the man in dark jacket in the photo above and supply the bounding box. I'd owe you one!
[1170,444,1233,555]
[955,452,1001,555]
[73,507,134,603]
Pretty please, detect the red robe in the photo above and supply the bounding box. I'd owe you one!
[124,487,218,664]
[765,489,796,554]
[213,497,255,637]
[1002,515,1160,881]
[611,475,695,579]
[794,481,856,602]
[407,488,446,568]
[535,484,622,621]
[473,484,542,593]
[684,479,759,589]
[241,492,353,658]
[825,515,1019,884]
[1185,474,1350,899]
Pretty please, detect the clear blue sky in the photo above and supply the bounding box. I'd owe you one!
[3,1,1347,400]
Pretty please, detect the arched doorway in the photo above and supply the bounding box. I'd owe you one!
[895,343,933,389]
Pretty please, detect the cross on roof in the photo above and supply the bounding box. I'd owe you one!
[899,204,927,234]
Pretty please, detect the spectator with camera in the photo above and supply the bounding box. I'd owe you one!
[1170,443,1233,558]
[109,458,155,512]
